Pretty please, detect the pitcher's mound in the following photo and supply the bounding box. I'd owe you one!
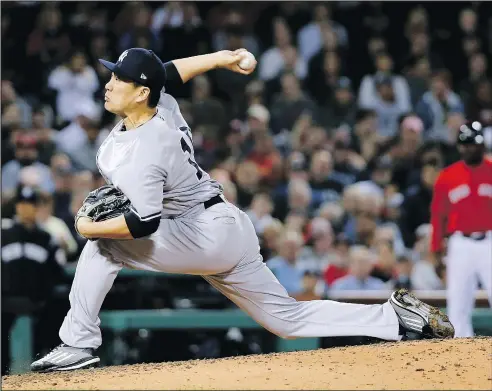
[3,337,491,390]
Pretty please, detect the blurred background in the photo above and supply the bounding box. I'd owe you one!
[2,0,492,375]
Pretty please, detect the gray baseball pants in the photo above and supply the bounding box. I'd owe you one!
[59,200,400,348]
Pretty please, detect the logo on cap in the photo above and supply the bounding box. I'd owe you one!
[141,73,147,80]
[21,187,34,199]
[118,50,129,64]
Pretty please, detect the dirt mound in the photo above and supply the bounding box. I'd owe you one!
[3,337,491,390]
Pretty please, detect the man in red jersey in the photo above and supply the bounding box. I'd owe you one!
[430,120,492,337]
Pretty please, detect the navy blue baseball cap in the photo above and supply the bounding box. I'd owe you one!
[15,185,40,204]
[99,48,166,90]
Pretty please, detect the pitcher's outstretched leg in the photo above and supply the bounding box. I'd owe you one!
[31,240,121,372]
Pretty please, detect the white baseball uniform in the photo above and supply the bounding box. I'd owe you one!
[59,92,400,349]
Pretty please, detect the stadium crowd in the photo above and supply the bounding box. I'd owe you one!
[2,1,492,307]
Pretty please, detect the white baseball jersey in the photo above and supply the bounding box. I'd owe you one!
[96,91,222,220]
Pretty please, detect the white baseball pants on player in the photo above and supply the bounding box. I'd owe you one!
[59,200,400,349]
[445,231,492,338]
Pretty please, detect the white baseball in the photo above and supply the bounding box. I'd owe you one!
[238,51,256,70]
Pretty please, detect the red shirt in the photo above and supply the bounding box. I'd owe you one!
[324,264,348,286]
[430,158,492,252]
[247,151,281,181]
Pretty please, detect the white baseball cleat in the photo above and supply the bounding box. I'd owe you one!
[31,343,100,372]
[389,289,455,339]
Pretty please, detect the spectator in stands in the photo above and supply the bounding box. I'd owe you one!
[191,75,227,143]
[330,136,361,185]
[415,69,464,141]
[1,12,17,79]
[399,156,441,248]
[267,230,324,299]
[363,3,390,37]
[214,25,255,115]
[25,4,71,92]
[318,77,357,130]
[309,150,345,205]
[1,80,33,129]
[454,8,482,80]
[55,102,106,171]
[245,80,265,107]
[466,79,492,127]
[308,23,342,75]
[1,106,22,167]
[71,170,96,197]
[159,2,210,61]
[212,7,260,57]
[297,3,348,62]
[222,180,238,206]
[118,4,160,54]
[404,7,428,40]
[358,52,411,128]
[370,227,399,283]
[393,255,413,290]
[384,192,404,227]
[240,103,271,157]
[151,2,188,33]
[330,245,386,291]
[234,161,260,209]
[405,56,431,109]
[343,187,383,246]
[50,153,73,224]
[2,133,55,200]
[290,113,328,155]
[37,193,78,261]
[298,217,337,273]
[308,51,344,109]
[410,224,444,290]
[271,177,311,224]
[461,35,482,60]
[1,185,66,375]
[246,193,274,236]
[458,8,479,37]
[66,120,104,173]
[359,155,394,193]
[405,31,443,71]
[287,178,313,217]
[68,4,107,47]
[366,35,388,64]
[89,35,114,99]
[284,210,308,235]
[382,114,425,190]
[246,133,283,186]
[350,109,380,162]
[47,49,100,124]
[270,72,318,135]
[317,201,345,232]
[459,52,488,102]
[323,233,349,286]
[31,106,57,166]
[68,170,97,250]
[260,218,283,261]
[362,73,412,138]
[259,17,307,82]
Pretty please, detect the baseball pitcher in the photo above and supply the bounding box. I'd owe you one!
[31,48,454,372]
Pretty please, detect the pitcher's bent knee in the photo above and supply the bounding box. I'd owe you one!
[265,321,298,340]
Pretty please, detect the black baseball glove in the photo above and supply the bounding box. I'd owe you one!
[75,185,131,238]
